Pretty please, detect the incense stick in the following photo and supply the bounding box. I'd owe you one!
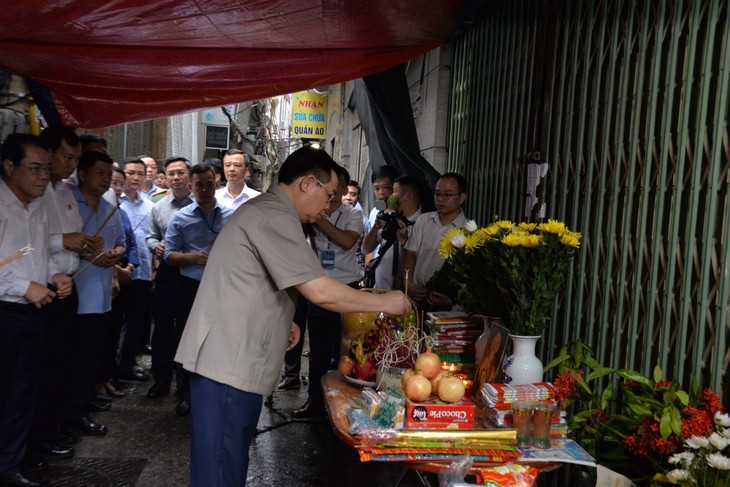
[0,245,33,268]
[72,252,104,280]
[93,204,119,236]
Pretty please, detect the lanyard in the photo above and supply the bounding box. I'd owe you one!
[196,206,220,235]
[325,212,343,250]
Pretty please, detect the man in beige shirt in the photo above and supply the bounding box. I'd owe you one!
[175,146,411,487]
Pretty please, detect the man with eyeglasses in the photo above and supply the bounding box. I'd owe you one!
[0,133,72,487]
[403,172,469,307]
[175,146,411,487]
[146,157,193,400]
[215,149,261,210]
[116,157,154,383]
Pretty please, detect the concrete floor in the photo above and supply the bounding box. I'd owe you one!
[29,346,438,486]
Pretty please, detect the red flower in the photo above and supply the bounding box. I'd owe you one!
[553,369,583,408]
[656,379,673,388]
[624,380,641,392]
[681,405,714,439]
[699,389,724,415]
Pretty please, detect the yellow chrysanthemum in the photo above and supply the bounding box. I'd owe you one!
[464,233,486,253]
[517,222,538,232]
[522,234,542,248]
[438,228,464,259]
[484,223,502,237]
[561,232,581,248]
[495,220,516,230]
[538,219,567,235]
[501,232,525,247]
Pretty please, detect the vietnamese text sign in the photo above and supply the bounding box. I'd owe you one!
[292,91,327,138]
[205,125,229,150]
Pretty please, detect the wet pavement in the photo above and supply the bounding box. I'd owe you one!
[27,347,439,486]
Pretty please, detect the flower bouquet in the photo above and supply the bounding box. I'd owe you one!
[437,219,580,336]
[545,339,725,485]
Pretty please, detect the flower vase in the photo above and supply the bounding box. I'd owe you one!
[502,335,543,384]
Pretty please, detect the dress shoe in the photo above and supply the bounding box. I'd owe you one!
[107,389,125,398]
[0,472,48,487]
[19,454,47,472]
[291,398,325,419]
[175,398,190,417]
[147,381,171,398]
[277,376,301,390]
[92,393,113,403]
[32,441,74,460]
[66,416,108,436]
[118,367,149,382]
[51,429,77,445]
[87,400,111,413]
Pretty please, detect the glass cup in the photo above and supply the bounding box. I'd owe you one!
[531,403,552,449]
[511,400,533,449]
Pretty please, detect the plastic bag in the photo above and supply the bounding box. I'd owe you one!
[474,463,538,487]
[438,455,474,487]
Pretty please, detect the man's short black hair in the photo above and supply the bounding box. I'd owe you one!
[120,156,145,170]
[191,163,216,179]
[78,150,113,172]
[278,146,339,185]
[394,175,421,203]
[440,172,468,194]
[0,133,47,176]
[39,126,80,152]
[371,165,399,184]
[164,157,191,172]
[79,133,107,151]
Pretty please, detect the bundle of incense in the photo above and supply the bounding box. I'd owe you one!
[0,245,33,269]
[359,451,520,463]
[360,428,516,448]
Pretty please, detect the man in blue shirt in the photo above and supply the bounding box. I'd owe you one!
[66,151,126,437]
[117,157,154,381]
[164,164,232,416]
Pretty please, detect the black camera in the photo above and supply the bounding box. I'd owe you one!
[376,210,414,245]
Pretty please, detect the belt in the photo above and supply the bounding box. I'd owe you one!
[0,300,37,314]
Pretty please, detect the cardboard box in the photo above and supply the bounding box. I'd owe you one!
[405,396,476,427]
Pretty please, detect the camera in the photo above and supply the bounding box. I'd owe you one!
[376,210,414,245]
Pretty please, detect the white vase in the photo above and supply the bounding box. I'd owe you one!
[502,335,543,384]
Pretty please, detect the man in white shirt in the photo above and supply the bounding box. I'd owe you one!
[31,127,99,460]
[140,155,161,200]
[215,150,261,210]
[403,173,469,308]
[0,133,71,487]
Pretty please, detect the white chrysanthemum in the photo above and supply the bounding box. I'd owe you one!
[715,411,730,427]
[710,432,730,450]
[707,452,730,470]
[669,451,695,468]
[450,233,466,248]
[686,435,711,449]
[464,220,478,233]
[666,469,690,483]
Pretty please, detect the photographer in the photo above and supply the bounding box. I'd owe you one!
[361,175,421,290]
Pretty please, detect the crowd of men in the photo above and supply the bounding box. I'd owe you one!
[0,126,466,487]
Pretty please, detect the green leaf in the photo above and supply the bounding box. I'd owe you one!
[543,354,571,371]
[583,354,603,371]
[628,402,652,417]
[669,406,682,437]
[659,408,672,438]
[676,390,690,406]
[586,367,616,382]
[617,369,653,387]
[653,365,662,383]
[601,382,615,410]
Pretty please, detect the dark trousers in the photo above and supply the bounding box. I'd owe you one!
[66,312,111,421]
[306,280,359,399]
[281,295,309,379]
[30,287,79,443]
[0,305,43,477]
[189,374,262,487]
[174,276,200,398]
[151,262,180,384]
[118,279,152,370]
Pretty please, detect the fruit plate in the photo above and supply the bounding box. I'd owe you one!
[344,375,377,388]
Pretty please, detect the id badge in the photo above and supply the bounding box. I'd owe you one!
[321,250,335,270]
